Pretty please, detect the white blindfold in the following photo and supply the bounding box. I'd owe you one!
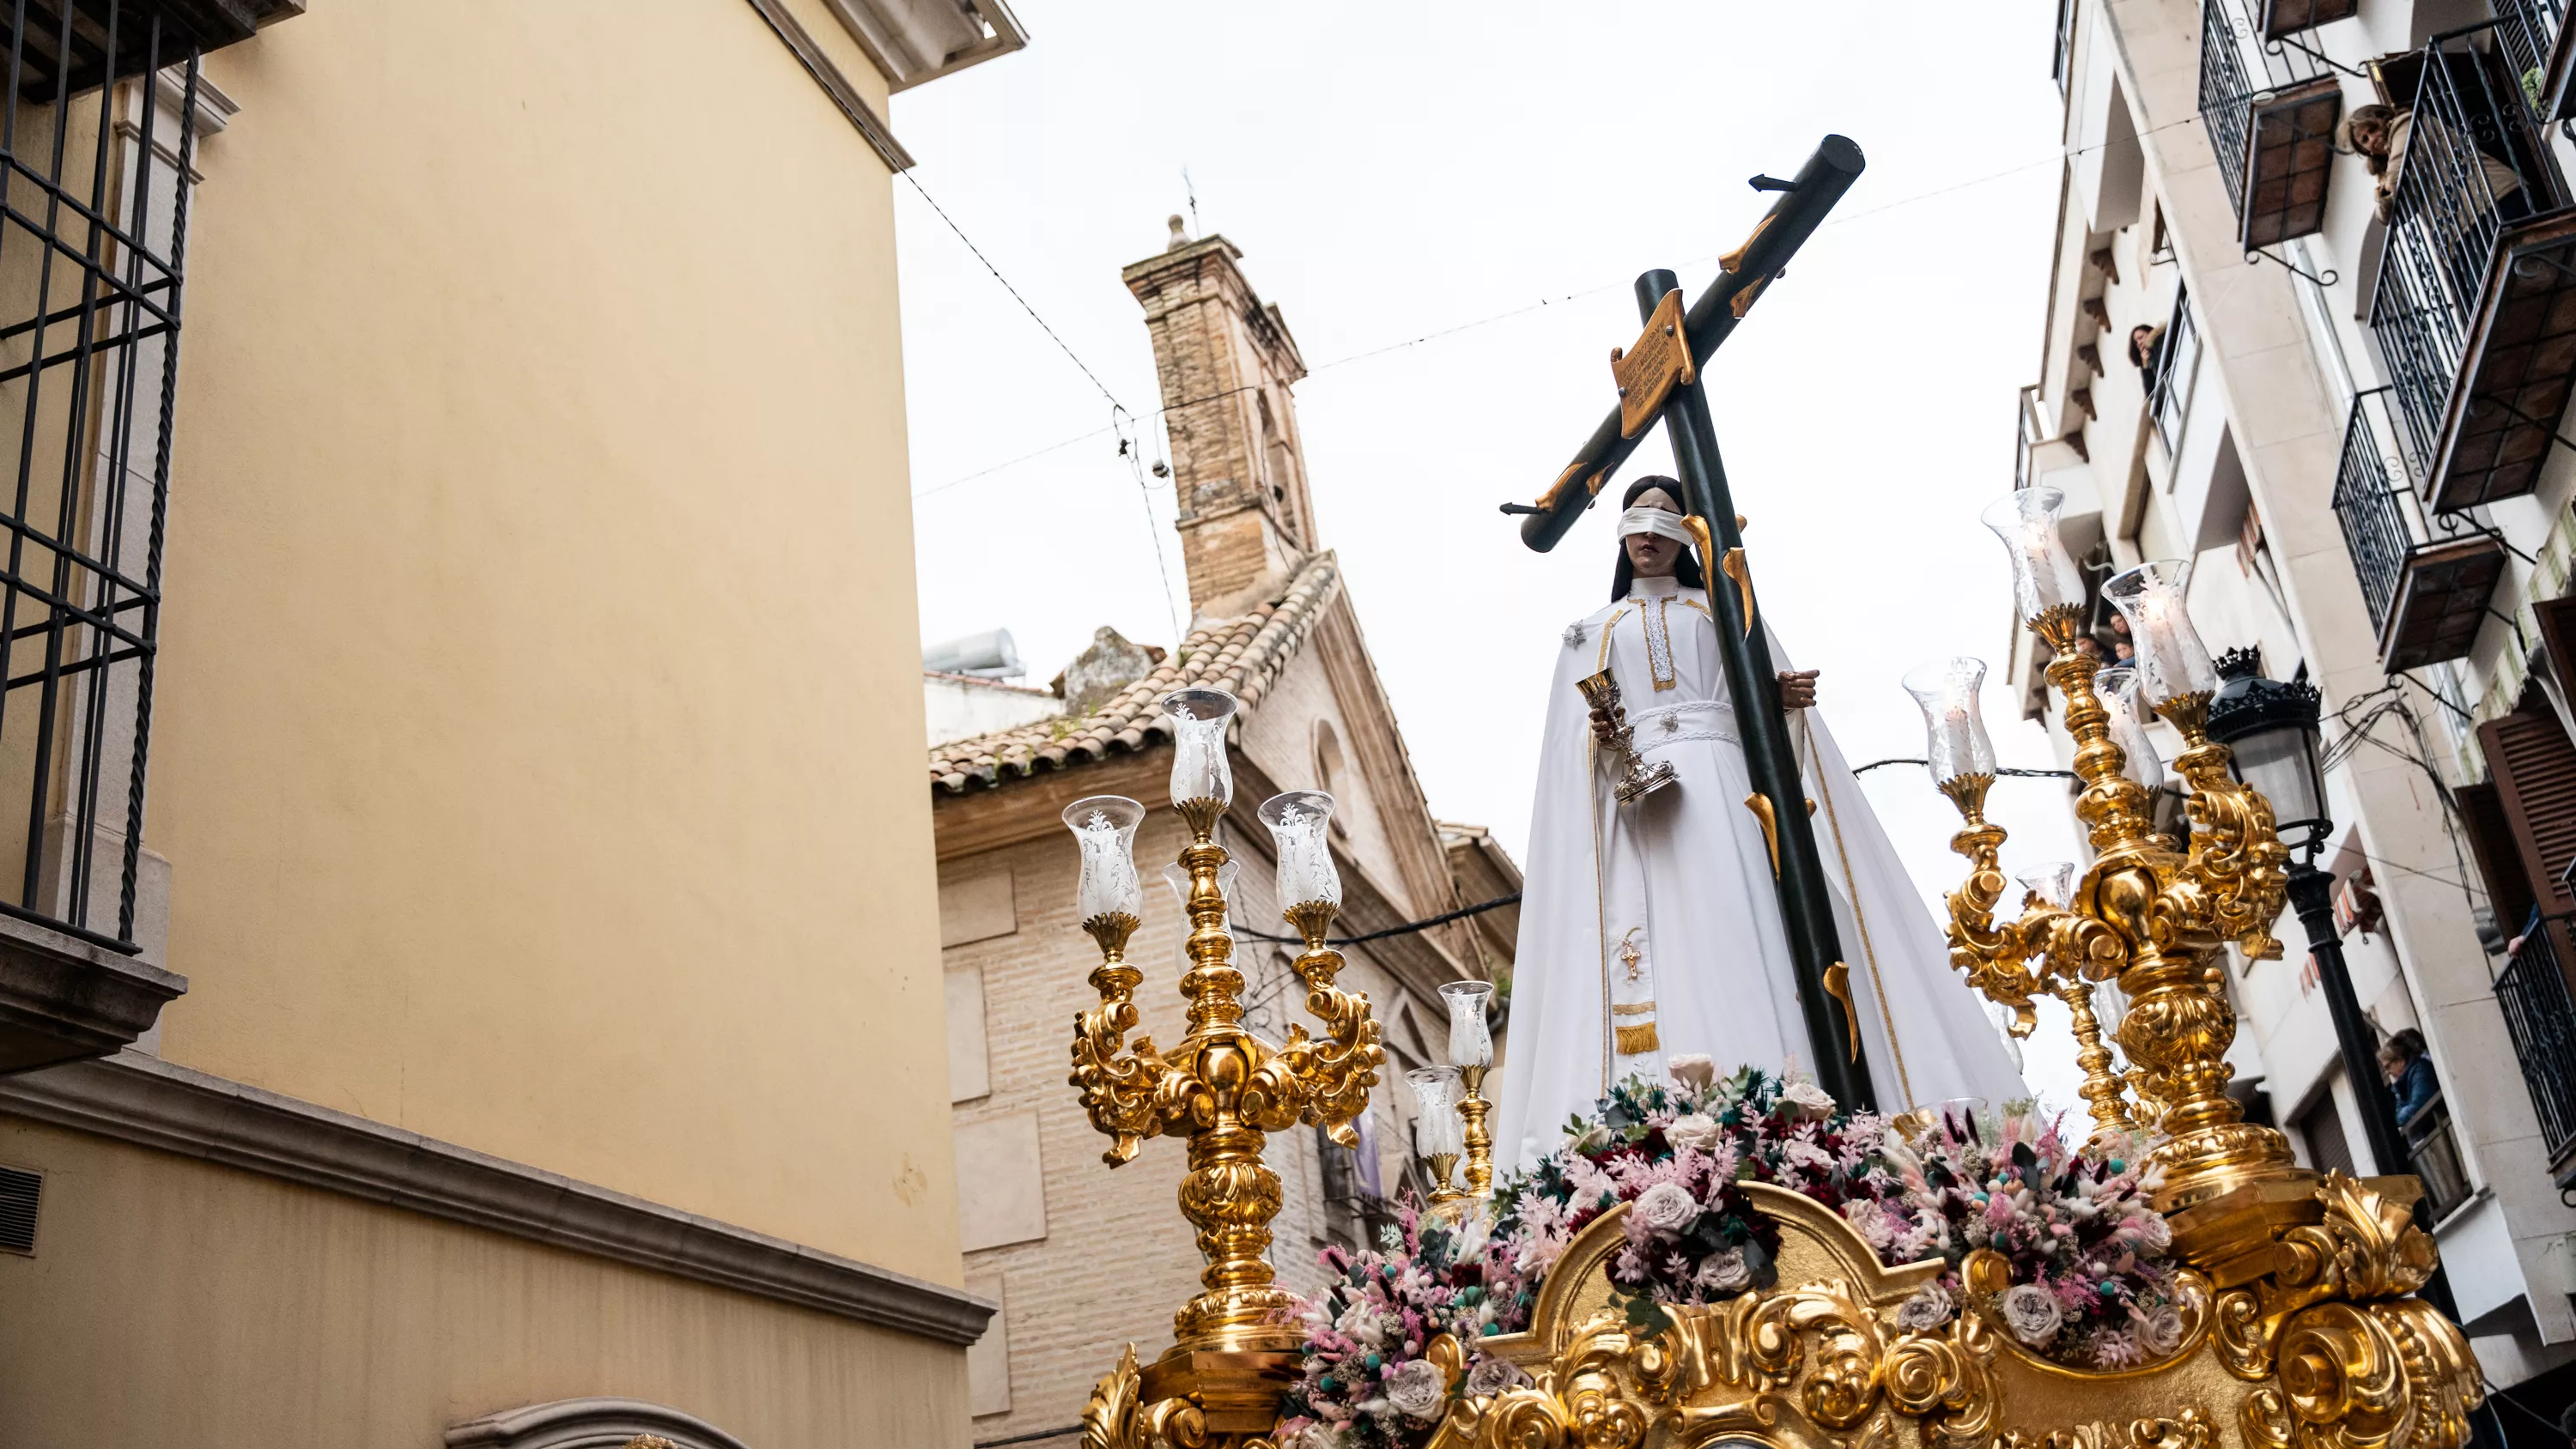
[1618,506,1696,544]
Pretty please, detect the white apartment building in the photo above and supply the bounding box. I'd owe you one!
[2021,0,2576,1407]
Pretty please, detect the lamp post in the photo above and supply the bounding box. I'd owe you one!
[2201,651,2475,1335]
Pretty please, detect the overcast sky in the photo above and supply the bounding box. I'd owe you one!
[891,2,2094,1108]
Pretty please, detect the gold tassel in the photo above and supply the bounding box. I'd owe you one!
[1616,1021,1661,1055]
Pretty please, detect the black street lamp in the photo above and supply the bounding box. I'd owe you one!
[2202,648,2470,1332]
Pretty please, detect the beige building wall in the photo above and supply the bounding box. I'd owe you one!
[141,0,958,1282]
[0,1119,968,1446]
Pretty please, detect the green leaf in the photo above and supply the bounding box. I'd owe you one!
[1614,1289,1674,1340]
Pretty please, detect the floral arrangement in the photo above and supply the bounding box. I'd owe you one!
[1274,1206,1529,1449]
[1880,1105,2183,1368]
[1277,1062,2184,1446]
[1485,1058,1917,1325]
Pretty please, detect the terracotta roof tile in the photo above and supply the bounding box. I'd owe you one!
[927,552,1342,796]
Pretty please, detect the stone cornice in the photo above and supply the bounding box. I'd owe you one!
[0,1050,994,1345]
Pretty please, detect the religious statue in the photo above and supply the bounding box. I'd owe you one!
[1492,476,2027,1171]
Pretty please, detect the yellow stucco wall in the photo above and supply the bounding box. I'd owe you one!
[0,1120,968,1446]
[142,1,958,1282]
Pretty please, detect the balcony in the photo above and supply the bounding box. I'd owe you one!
[2331,388,2506,670]
[2256,0,2356,40]
[2199,0,2341,249]
[2494,914,2576,1187]
[2370,24,2576,514]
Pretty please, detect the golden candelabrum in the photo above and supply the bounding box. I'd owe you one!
[1066,690,1386,1448]
[1067,505,2482,1449]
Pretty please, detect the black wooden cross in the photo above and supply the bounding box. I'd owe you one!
[1503,136,1879,1109]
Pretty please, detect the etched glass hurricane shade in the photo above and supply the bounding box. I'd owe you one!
[1438,979,1494,1070]
[1063,795,1146,924]
[1980,487,2087,625]
[2101,561,2217,705]
[1406,1065,1465,1157]
[1902,657,1997,785]
[1257,791,1340,910]
[2019,861,2076,911]
[1163,688,1238,810]
[1160,859,1241,921]
[2093,664,2165,789]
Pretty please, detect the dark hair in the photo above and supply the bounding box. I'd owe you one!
[1608,475,1706,601]
[2381,1027,2427,1064]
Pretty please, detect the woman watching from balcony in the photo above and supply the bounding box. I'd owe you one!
[2379,1028,2439,1128]
[2341,103,2524,223]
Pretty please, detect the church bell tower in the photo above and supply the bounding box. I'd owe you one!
[1122,218,1320,612]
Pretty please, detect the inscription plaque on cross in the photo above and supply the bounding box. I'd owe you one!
[1502,135,1878,1110]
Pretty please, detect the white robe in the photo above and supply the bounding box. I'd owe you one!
[1494,574,2027,1172]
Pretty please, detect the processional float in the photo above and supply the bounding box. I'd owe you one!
[1058,137,2484,1449]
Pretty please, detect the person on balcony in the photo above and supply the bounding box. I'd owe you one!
[2379,1028,2439,1129]
[2341,102,2524,222]
[1493,478,2026,1172]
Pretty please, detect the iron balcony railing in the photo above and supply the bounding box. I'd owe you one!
[2333,389,2430,631]
[2494,915,2576,1176]
[2197,0,2334,228]
[2403,1090,2470,1221]
[2369,23,2570,495]
[2330,387,2507,667]
[2493,0,2567,129]
[0,3,209,949]
[2014,383,2044,491]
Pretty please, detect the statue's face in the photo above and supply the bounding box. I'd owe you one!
[1624,487,1684,579]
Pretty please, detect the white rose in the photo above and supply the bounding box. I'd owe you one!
[1694,1247,1752,1293]
[1466,1355,1532,1397]
[1780,1081,1838,1120]
[1894,1284,1955,1332]
[2133,1302,2186,1356]
[1998,1283,2064,1347]
[1666,1113,1722,1151]
[1384,1357,1448,1419]
[2137,1213,2173,1254]
[1668,1054,1716,1090]
[1632,1180,1702,1237]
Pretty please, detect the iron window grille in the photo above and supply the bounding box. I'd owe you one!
[0,2,207,949]
[2494,914,2576,1179]
[2367,22,2570,501]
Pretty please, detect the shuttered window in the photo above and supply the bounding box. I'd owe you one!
[2458,781,2538,930]
[2476,710,2576,913]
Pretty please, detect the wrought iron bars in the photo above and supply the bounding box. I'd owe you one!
[2330,388,2506,669]
[0,1,204,949]
[2368,21,2569,500]
[2493,916,2576,1178]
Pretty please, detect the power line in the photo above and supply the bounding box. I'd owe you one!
[902,172,1126,411]
[912,114,2209,501]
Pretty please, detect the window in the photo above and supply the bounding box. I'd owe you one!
[2294,1089,2358,1178]
[0,6,211,948]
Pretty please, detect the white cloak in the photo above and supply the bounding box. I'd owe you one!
[1494,574,2027,1172]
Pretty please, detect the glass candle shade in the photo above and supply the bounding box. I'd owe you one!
[2019,861,2076,910]
[1406,1065,1465,1157]
[1902,657,1997,785]
[1160,859,1241,920]
[2093,664,2165,789]
[1258,791,1340,910]
[1980,487,2087,625]
[2101,561,2216,706]
[1163,688,1239,812]
[1439,979,1495,1070]
[1063,795,1147,924]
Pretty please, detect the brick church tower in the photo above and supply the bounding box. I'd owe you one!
[1121,218,1320,611]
